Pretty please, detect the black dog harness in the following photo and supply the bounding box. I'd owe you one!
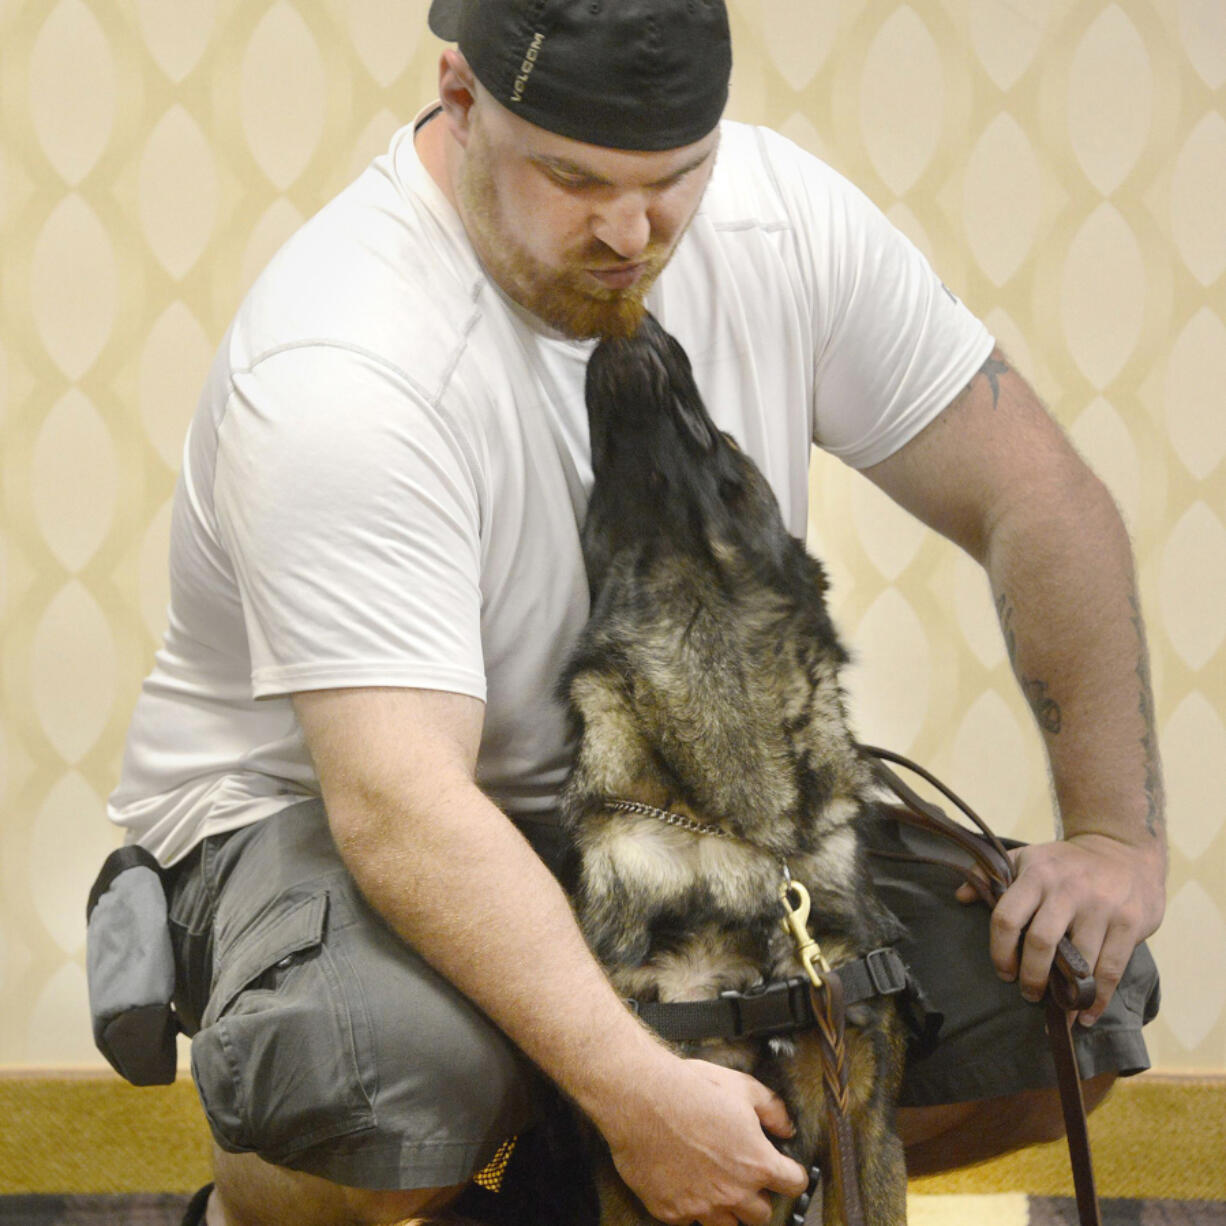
[627,949,921,1045]
[601,794,933,1225]
[602,796,939,1053]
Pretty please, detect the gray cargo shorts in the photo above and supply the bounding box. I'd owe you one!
[166,798,1159,1189]
[167,799,537,1189]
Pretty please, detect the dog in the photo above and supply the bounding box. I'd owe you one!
[557,314,909,1225]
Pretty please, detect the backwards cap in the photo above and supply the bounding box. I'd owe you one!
[427,0,731,151]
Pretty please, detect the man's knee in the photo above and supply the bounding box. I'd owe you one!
[899,1072,1117,1174]
[212,1145,467,1226]
[1014,1070,1117,1146]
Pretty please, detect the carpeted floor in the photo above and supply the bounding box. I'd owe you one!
[1,1073,1223,1223]
[1,1194,1226,1224]
[0,1197,190,1225]
[912,1198,1226,1224]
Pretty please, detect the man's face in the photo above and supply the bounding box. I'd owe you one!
[455,88,720,340]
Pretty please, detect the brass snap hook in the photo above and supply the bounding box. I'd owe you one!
[778,878,831,983]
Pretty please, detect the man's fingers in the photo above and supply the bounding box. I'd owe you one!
[954,863,1000,907]
[742,1082,808,1198]
[1016,898,1079,1000]
[733,1190,779,1226]
[964,836,1157,1026]
[617,1062,808,1224]
[1079,920,1133,1025]
[749,1083,796,1140]
[766,1152,810,1198]
[1061,917,1107,1024]
[988,874,1041,981]
[694,1213,737,1226]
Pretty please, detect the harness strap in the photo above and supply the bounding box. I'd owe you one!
[861,744,1103,1226]
[627,948,911,1045]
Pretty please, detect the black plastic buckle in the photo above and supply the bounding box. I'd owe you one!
[720,977,812,1039]
[864,947,906,997]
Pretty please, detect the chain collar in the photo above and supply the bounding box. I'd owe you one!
[603,799,821,964]
[604,798,807,887]
[604,797,740,841]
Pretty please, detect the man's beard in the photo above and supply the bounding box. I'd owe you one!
[457,135,671,340]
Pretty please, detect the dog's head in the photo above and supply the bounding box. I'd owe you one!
[582,313,806,599]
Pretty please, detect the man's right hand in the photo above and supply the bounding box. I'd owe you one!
[597,1056,810,1226]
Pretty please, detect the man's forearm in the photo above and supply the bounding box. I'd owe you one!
[865,352,1165,1007]
[984,459,1165,857]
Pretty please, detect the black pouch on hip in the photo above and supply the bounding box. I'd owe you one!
[85,845,178,1085]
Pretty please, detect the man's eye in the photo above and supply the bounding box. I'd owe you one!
[555,174,596,191]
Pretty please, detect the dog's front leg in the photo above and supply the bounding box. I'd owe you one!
[594,1155,654,1226]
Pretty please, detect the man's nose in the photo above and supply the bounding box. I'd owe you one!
[591,194,652,260]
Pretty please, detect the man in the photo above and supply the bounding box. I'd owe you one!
[106,2,1164,1223]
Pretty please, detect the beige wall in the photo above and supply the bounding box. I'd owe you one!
[0,0,1221,1072]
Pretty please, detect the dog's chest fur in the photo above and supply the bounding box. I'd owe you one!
[563,562,879,1029]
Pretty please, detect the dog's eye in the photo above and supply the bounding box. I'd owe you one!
[719,477,743,503]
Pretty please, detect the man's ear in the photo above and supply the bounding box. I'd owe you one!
[439,48,478,147]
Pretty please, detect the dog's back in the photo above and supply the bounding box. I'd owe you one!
[559,316,907,1225]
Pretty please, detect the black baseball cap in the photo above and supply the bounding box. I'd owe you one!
[427,0,732,151]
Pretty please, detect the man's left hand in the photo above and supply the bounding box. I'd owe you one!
[957,833,1165,1025]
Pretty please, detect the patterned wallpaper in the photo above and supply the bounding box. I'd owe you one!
[0,0,1221,1073]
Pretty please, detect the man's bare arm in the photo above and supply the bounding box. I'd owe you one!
[865,349,1166,1022]
[292,685,807,1225]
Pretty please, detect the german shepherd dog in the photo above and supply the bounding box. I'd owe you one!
[558,315,908,1225]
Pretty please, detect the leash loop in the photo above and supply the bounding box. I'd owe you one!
[859,743,1103,1226]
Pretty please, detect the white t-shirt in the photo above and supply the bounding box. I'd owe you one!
[109,116,994,865]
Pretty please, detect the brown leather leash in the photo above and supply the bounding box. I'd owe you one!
[809,969,862,1225]
[778,875,865,1225]
[860,744,1103,1226]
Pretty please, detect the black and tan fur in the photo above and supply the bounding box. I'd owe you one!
[558,315,908,1225]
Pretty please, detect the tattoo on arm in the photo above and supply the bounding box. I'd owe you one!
[1130,593,1166,838]
[1023,677,1063,735]
[954,353,1011,412]
[979,355,1010,410]
[997,594,1063,734]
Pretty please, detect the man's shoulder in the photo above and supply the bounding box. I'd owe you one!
[703,119,865,232]
[228,160,485,402]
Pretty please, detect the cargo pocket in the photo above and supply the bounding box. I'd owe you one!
[190,890,377,1165]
